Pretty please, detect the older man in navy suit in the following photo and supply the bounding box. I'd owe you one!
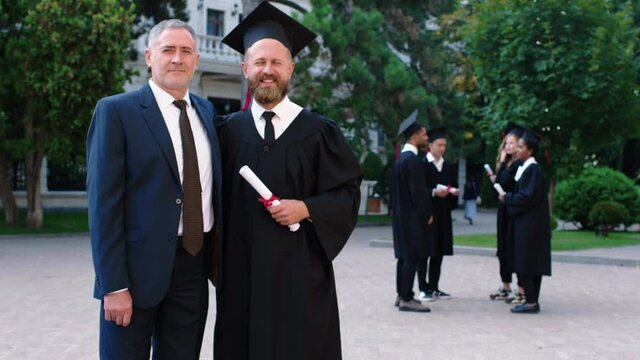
[87,19,222,359]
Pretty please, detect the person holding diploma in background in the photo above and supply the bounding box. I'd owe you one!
[417,127,459,301]
[498,128,551,314]
[215,3,362,359]
[488,124,526,304]
[391,110,433,312]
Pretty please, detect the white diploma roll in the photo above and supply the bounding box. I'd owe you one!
[493,183,506,196]
[436,184,459,194]
[238,165,300,232]
[484,164,494,176]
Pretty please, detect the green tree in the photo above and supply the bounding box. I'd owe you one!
[464,0,640,207]
[2,0,134,228]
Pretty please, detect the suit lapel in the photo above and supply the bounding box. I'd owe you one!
[138,84,181,185]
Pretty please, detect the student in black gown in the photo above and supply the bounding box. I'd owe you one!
[391,110,433,313]
[498,128,551,314]
[489,124,525,303]
[417,127,459,301]
[215,3,362,359]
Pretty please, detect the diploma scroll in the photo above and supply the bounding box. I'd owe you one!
[436,184,459,194]
[493,183,506,196]
[238,165,301,232]
[484,164,494,177]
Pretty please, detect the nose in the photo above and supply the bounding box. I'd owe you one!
[171,52,183,64]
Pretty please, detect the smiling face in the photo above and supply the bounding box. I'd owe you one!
[145,27,199,99]
[242,38,295,109]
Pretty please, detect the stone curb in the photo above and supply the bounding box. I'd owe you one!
[368,239,640,268]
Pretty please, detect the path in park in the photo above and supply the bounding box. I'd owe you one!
[0,209,638,359]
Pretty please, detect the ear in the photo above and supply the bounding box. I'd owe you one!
[144,48,152,67]
[241,62,249,79]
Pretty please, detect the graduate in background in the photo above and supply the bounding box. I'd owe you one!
[391,110,433,313]
[498,128,551,314]
[215,3,362,359]
[417,127,459,301]
[462,177,480,225]
[489,124,526,304]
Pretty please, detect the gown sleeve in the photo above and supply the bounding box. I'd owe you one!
[303,121,363,261]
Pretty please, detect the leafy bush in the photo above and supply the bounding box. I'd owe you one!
[550,215,558,231]
[588,201,629,236]
[554,167,640,229]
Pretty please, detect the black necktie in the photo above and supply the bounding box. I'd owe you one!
[263,111,276,142]
[173,100,203,256]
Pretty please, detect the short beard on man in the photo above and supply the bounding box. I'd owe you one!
[250,74,288,105]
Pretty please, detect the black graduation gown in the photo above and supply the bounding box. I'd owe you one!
[494,159,522,264]
[505,163,551,276]
[391,150,432,259]
[215,109,362,360]
[424,159,457,256]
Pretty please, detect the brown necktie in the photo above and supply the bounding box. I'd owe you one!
[173,100,203,256]
[263,111,276,142]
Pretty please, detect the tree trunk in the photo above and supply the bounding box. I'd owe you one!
[23,100,44,229]
[25,150,44,229]
[548,176,556,218]
[0,151,18,225]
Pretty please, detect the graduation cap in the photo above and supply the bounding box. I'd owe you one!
[427,127,447,142]
[222,2,317,56]
[503,122,524,138]
[397,109,423,139]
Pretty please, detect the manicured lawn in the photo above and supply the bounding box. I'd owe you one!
[455,231,640,251]
[358,214,392,225]
[0,210,89,235]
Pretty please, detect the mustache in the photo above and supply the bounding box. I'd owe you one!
[259,74,278,81]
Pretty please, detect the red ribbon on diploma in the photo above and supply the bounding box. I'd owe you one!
[258,195,281,208]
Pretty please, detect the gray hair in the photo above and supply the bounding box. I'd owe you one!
[147,19,197,47]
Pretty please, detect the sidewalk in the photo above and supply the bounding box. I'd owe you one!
[1,221,639,359]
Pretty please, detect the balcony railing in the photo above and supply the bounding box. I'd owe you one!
[196,34,242,63]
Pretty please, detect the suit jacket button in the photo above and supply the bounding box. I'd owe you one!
[176,198,182,205]
[262,145,270,152]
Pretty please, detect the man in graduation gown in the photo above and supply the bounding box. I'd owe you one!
[391,110,433,312]
[417,127,459,301]
[215,3,362,359]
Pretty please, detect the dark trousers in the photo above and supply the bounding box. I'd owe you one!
[519,274,542,304]
[417,256,443,292]
[99,239,210,360]
[498,254,512,284]
[396,258,422,301]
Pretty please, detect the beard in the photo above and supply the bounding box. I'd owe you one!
[249,74,289,105]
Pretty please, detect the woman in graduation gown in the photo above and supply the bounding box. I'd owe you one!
[215,3,362,359]
[489,125,524,303]
[499,129,551,314]
[417,127,459,300]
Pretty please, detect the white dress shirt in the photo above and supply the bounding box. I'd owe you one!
[426,152,444,172]
[250,96,303,140]
[149,79,214,234]
[401,143,418,155]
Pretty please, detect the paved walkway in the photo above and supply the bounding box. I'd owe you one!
[1,213,639,359]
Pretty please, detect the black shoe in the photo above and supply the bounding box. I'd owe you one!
[510,303,540,314]
[418,290,435,302]
[398,298,431,312]
[394,296,400,307]
[433,290,452,300]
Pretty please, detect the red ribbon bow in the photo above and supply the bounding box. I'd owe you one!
[258,195,280,208]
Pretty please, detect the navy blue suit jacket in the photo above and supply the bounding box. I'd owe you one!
[87,84,223,308]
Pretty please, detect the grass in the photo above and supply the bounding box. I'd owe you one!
[2,211,639,253]
[0,210,88,235]
[455,231,640,251]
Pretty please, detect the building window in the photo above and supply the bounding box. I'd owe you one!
[207,9,224,36]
